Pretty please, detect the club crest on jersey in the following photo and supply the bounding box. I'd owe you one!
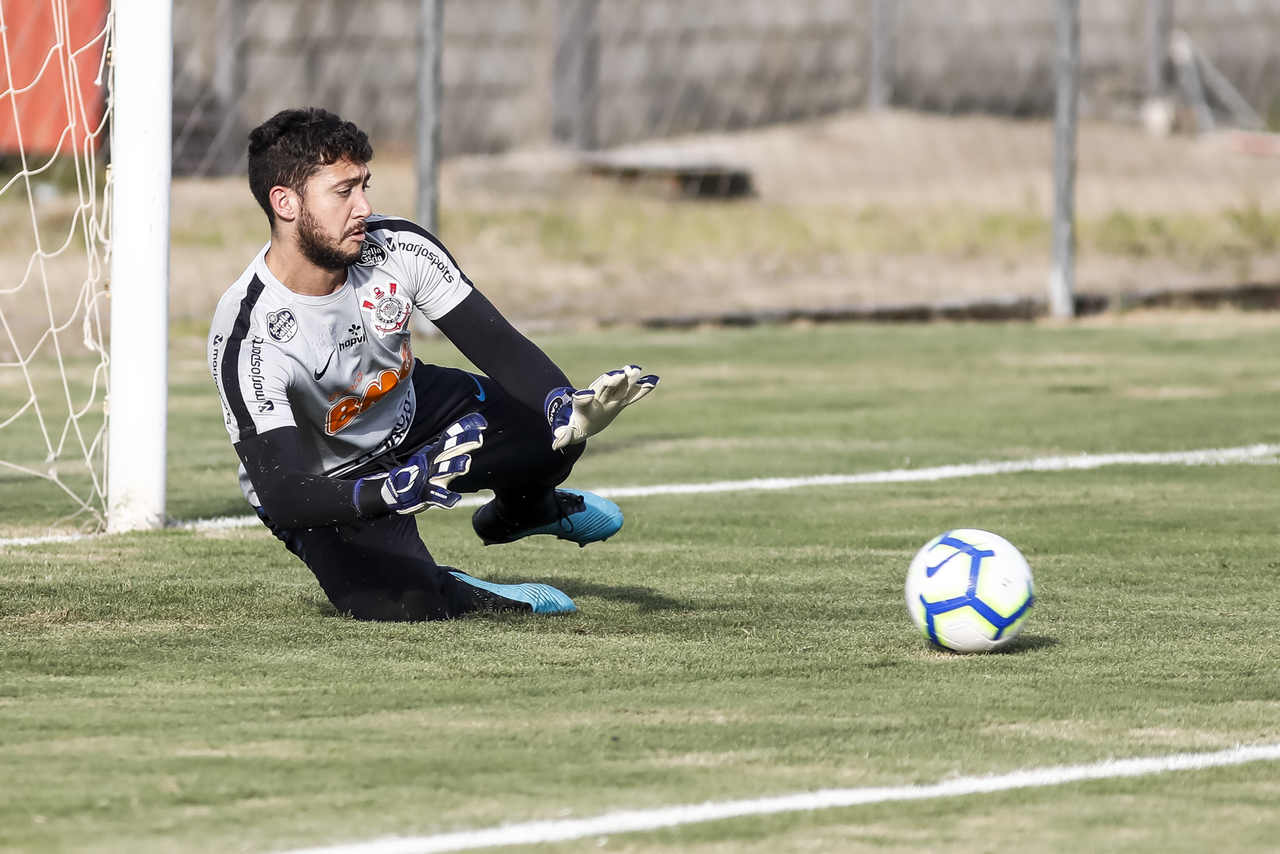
[361,281,412,336]
[266,309,297,343]
[357,240,387,267]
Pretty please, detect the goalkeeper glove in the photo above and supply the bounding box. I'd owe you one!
[356,413,488,515]
[545,365,659,451]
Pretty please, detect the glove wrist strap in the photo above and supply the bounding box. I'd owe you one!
[352,476,390,519]
[544,386,573,428]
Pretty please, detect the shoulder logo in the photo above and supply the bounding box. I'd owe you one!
[357,240,387,267]
[266,309,297,343]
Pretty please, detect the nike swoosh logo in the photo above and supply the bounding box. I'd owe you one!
[313,349,336,381]
[470,375,486,402]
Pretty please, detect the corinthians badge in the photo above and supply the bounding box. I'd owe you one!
[362,281,412,336]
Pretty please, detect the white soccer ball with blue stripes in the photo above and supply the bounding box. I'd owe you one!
[905,529,1035,653]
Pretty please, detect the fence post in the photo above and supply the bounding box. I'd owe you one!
[416,0,443,233]
[213,0,244,109]
[554,0,599,149]
[1145,0,1173,98]
[868,0,895,109]
[208,0,245,172]
[1049,0,1079,319]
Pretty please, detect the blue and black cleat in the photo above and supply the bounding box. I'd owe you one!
[448,571,577,615]
[472,488,623,548]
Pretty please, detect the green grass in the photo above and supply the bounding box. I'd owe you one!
[2,316,1280,852]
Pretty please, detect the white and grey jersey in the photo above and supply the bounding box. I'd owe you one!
[208,215,473,507]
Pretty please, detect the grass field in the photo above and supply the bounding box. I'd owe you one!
[3,313,1280,852]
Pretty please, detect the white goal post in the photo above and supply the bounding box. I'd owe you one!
[106,0,171,531]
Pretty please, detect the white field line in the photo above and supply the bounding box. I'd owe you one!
[276,742,1280,854]
[3,442,1278,548]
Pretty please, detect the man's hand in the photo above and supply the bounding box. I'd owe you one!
[545,365,659,451]
[358,413,488,515]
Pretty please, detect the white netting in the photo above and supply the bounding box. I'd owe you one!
[0,0,112,533]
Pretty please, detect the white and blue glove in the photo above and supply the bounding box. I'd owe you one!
[358,413,488,515]
[545,365,659,451]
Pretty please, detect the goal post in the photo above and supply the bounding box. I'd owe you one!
[106,0,171,532]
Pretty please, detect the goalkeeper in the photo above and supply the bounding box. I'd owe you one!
[207,108,658,621]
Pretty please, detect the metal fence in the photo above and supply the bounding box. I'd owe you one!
[171,0,1280,171]
[159,0,1280,325]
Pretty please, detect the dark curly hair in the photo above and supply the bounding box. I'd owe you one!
[247,108,373,225]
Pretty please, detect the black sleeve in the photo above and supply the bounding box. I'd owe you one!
[433,289,572,417]
[235,426,386,528]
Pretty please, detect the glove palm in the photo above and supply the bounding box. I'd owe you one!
[546,365,659,451]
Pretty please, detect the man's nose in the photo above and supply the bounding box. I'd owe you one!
[352,189,372,219]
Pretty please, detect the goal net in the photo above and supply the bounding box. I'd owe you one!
[0,0,113,536]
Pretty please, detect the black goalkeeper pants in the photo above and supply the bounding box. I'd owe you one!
[260,361,582,621]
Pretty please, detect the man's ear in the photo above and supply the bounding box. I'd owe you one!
[269,185,299,224]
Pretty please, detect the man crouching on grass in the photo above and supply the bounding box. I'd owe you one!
[207,107,657,621]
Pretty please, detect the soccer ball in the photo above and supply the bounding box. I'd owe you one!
[905,529,1035,653]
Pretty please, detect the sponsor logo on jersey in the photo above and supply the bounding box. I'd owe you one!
[325,341,413,435]
[357,240,387,267]
[248,336,268,404]
[209,333,224,372]
[395,240,455,283]
[338,323,366,352]
[387,394,414,449]
[266,309,297,343]
[361,281,412,337]
[258,400,274,413]
[322,340,412,435]
[313,349,335,381]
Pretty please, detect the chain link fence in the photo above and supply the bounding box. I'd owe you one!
[158,0,1280,328]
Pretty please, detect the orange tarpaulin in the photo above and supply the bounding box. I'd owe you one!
[0,0,109,156]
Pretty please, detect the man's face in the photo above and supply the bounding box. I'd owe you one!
[295,158,372,271]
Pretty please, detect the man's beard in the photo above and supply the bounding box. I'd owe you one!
[297,206,362,271]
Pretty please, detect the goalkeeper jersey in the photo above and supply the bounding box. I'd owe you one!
[208,215,472,508]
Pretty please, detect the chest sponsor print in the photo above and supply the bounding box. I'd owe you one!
[338,323,366,352]
[324,340,414,435]
[361,281,412,337]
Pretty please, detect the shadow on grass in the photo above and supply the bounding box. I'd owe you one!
[556,578,686,613]
[294,581,685,621]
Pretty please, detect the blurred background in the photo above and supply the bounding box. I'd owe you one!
[159,0,1280,327]
[3,0,1280,529]
[6,0,1280,333]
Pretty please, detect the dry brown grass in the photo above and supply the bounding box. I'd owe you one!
[6,110,1280,343]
